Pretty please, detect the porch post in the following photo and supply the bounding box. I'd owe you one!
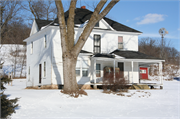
[159,62,163,87]
[93,59,97,89]
[113,59,115,81]
[131,61,134,83]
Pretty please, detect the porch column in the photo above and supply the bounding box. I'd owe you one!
[159,62,163,86]
[131,61,134,83]
[93,59,97,89]
[113,59,115,81]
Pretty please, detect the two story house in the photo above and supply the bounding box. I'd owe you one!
[24,7,164,89]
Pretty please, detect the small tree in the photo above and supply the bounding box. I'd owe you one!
[1,75,19,118]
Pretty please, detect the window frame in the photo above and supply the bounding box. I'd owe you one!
[96,64,101,77]
[28,66,30,81]
[30,42,33,54]
[44,62,46,77]
[44,35,47,48]
[118,36,123,49]
[93,34,101,53]
[82,60,88,77]
[76,60,81,77]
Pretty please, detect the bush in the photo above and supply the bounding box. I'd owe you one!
[102,69,129,94]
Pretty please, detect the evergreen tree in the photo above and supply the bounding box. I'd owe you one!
[1,76,19,118]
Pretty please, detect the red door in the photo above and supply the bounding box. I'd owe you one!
[140,67,148,79]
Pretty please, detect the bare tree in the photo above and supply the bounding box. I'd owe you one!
[55,0,119,95]
[0,0,21,47]
[21,0,57,22]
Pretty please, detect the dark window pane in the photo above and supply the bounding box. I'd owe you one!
[76,69,80,76]
[82,69,88,77]
[96,64,100,70]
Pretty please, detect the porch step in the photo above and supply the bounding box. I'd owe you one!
[130,84,150,90]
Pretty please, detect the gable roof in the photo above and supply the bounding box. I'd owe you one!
[111,49,161,60]
[35,19,53,30]
[35,8,142,33]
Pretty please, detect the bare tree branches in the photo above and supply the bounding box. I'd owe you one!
[0,0,22,45]
[22,0,57,21]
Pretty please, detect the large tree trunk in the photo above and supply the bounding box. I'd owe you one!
[62,52,79,93]
[55,0,119,96]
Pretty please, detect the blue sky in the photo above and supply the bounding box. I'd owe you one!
[105,0,180,51]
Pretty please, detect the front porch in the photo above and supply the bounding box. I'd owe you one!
[90,52,164,89]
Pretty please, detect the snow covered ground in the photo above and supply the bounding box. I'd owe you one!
[4,79,180,119]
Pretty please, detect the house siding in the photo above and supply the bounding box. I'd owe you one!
[26,28,52,86]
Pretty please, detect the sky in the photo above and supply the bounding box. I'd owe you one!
[75,0,179,51]
[105,0,180,51]
[23,0,179,51]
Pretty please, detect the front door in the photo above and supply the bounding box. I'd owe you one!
[118,62,124,78]
[39,64,42,83]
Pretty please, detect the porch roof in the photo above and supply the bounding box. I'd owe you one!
[111,49,162,60]
[93,53,115,58]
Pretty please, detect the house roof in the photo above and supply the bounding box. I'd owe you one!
[94,53,115,58]
[35,19,53,30]
[80,50,92,54]
[111,49,161,60]
[35,8,142,33]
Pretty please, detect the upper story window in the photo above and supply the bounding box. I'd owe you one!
[44,35,47,48]
[30,42,33,54]
[94,34,101,53]
[118,36,123,49]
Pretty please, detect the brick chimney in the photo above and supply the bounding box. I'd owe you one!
[81,6,86,9]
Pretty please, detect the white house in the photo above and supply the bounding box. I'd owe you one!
[24,7,164,89]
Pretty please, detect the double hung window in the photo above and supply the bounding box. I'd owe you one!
[118,36,123,49]
[96,64,101,77]
[94,34,101,53]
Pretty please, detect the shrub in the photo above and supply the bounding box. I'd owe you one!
[1,75,19,118]
[102,69,129,94]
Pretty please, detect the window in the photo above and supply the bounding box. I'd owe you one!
[30,42,33,54]
[44,62,46,77]
[28,66,30,81]
[76,60,80,76]
[44,35,47,48]
[94,34,101,53]
[96,64,101,77]
[82,60,88,77]
[140,70,146,74]
[118,36,123,49]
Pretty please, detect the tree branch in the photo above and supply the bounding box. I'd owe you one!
[55,0,68,53]
[67,0,77,51]
[73,0,119,56]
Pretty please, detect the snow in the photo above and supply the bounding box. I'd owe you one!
[3,79,180,119]
[0,45,26,76]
